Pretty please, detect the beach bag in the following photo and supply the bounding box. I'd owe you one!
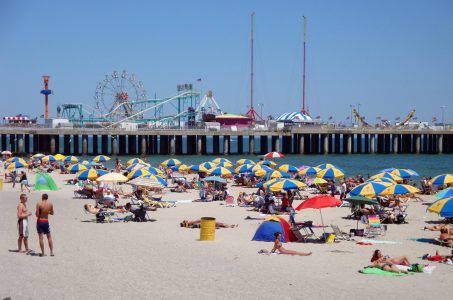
[408,263,424,272]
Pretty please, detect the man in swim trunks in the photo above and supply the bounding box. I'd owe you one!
[17,194,32,253]
[35,193,54,256]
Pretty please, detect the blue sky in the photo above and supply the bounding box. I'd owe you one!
[0,0,452,123]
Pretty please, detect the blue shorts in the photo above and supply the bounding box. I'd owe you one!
[37,219,50,235]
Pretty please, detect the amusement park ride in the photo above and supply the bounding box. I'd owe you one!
[59,70,208,128]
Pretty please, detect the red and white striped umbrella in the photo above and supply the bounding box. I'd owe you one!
[264,152,284,159]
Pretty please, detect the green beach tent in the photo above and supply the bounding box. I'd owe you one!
[34,172,58,191]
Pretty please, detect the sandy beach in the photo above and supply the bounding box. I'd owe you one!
[1,170,452,300]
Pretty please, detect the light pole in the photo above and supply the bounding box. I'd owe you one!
[440,106,447,129]
[258,103,264,119]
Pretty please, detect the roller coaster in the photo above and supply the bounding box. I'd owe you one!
[60,71,204,128]
[353,108,416,128]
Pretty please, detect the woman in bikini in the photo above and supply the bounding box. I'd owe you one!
[271,232,312,256]
[368,249,410,273]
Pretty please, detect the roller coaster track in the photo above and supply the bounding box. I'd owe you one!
[396,109,416,126]
[352,109,372,128]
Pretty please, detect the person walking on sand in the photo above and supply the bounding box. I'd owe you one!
[19,171,30,193]
[17,194,32,254]
[35,193,54,257]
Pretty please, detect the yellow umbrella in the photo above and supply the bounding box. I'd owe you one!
[316,167,345,179]
[54,154,66,161]
[127,158,145,166]
[379,184,421,196]
[370,172,403,183]
[92,155,111,163]
[96,173,128,183]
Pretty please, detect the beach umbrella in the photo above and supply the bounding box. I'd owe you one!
[5,161,28,170]
[190,164,208,173]
[278,164,299,173]
[212,158,232,164]
[127,168,150,179]
[171,164,190,172]
[96,172,128,183]
[370,172,403,182]
[429,174,453,187]
[126,163,150,172]
[93,155,111,163]
[6,157,27,164]
[142,174,168,186]
[264,152,284,159]
[215,161,233,168]
[390,168,418,179]
[235,164,254,174]
[349,182,392,197]
[263,178,306,192]
[434,187,453,200]
[1,150,12,155]
[208,167,233,177]
[42,155,56,162]
[204,176,227,184]
[298,166,321,176]
[54,154,66,161]
[311,178,328,185]
[81,160,90,165]
[252,169,267,177]
[63,155,79,163]
[67,164,88,173]
[145,166,163,176]
[127,158,145,166]
[161,159,181,167]
[316,167,345,179]
[252,164,272,172]
[343,195,378,206]
[127,177,164,188]
[199,162,217,170]
[295,195,342,235]
[236,159,255,165]
[267,170,291,179]
[257,160,277,168]
[32,153,45,159]
[366,177,395,184]
[76,168,108,180]
[316,163,338,169]
[427,197,453,218]
[379,184,421,196]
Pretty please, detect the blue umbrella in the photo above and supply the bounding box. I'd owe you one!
[204,176,227,184]
[434,187,453,200]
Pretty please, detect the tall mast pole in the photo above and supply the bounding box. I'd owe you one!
[251,12,254,113]
[302,16,307,114]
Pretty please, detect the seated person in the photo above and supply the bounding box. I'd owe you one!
[84,204,124,222]
[180,219,237,228]
[124,202,156,222]
[271,232,312,256]
[439,227,453,246]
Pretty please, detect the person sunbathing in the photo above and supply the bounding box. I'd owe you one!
[422,250,453,263]
[424,225,453,235]
[371,249,411,266]
[439,227,453,246]
[271,232,312,256]
[84,204,125,214]
[180,219,237,228]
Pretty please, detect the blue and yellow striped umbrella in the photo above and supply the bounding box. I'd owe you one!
[235,164,254,174]
[6,157,27,164]
[268,170,291,179]
[127,168,150,179]
[263,178,306,192]
[161,159,181,167]
[278,164,299,173]
[171,164,190,172]
[379,184,420,196]
[199,162,217,170]
[370,172,403,183]
[190,165,208,173]
[32,153,45,159]
[212,158,232,164]
[349,182,393,197]
[6,161,28,170]
[252,164,272,172]
[316,163,338,169]
[127,158,145,166]
[142,174,168,186]
[429,174,453,187]
[236,159,255,165]
[298,166,321,176]
[76,168,108,180]
[63,155,79,163]
[257,160,277,168]
[145,166,163,176]
[126,163,149,172]
[42,155,56,162]
[93,155,110,163]
[215,161,233,168]
[54,154,66,161]
[252,169,267,177]
[390,168,418,179]
[67,164,87,173]
[208,167,233,177]
[316,167,345,179]
[427,197,453,218]
[434,187,453,200]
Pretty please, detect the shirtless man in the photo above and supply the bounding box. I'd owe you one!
[35,193,54,256]
[17,194,32,253]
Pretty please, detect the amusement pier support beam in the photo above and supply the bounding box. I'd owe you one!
[299,135,305,154]
[438,135,443,154]
[50,136,56,154]
[197,136,203,155]
[82,135,88,155]
[249,136,255,155]
[370,135,375,154]
[393,134,399,154]
[323,134,329,154]
[223,136,230,155]
[346,134,352,154]
[237,136,244,155]
[17,136,24,153]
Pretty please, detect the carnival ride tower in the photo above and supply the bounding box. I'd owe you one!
[40,75,52,119]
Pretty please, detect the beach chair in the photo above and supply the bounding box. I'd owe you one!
[225,195,236,207]
[364,215,386,237]
[291,221,317,242]
[330,225,351,241]
[84,208,118,223]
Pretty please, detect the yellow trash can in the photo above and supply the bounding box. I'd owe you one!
[200,217,216,241]
[0,179,3,191]
[325,233,335,244]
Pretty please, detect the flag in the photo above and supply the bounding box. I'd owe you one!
[376,116,381,120]
[346,116,350,120]
[315,116,320,119]
[40,114,44,118]
[432,117,437,122]
[413,117,418,120]
[395,117,400,120]
[328,116,333,120]
[196,78,202,82]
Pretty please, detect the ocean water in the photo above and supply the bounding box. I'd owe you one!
[91,154,452,178]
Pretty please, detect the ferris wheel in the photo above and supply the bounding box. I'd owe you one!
[94,70,148,121]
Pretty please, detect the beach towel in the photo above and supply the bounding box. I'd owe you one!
[359,239,402,245]
[395,264,437,274]
[360,267,409,276]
